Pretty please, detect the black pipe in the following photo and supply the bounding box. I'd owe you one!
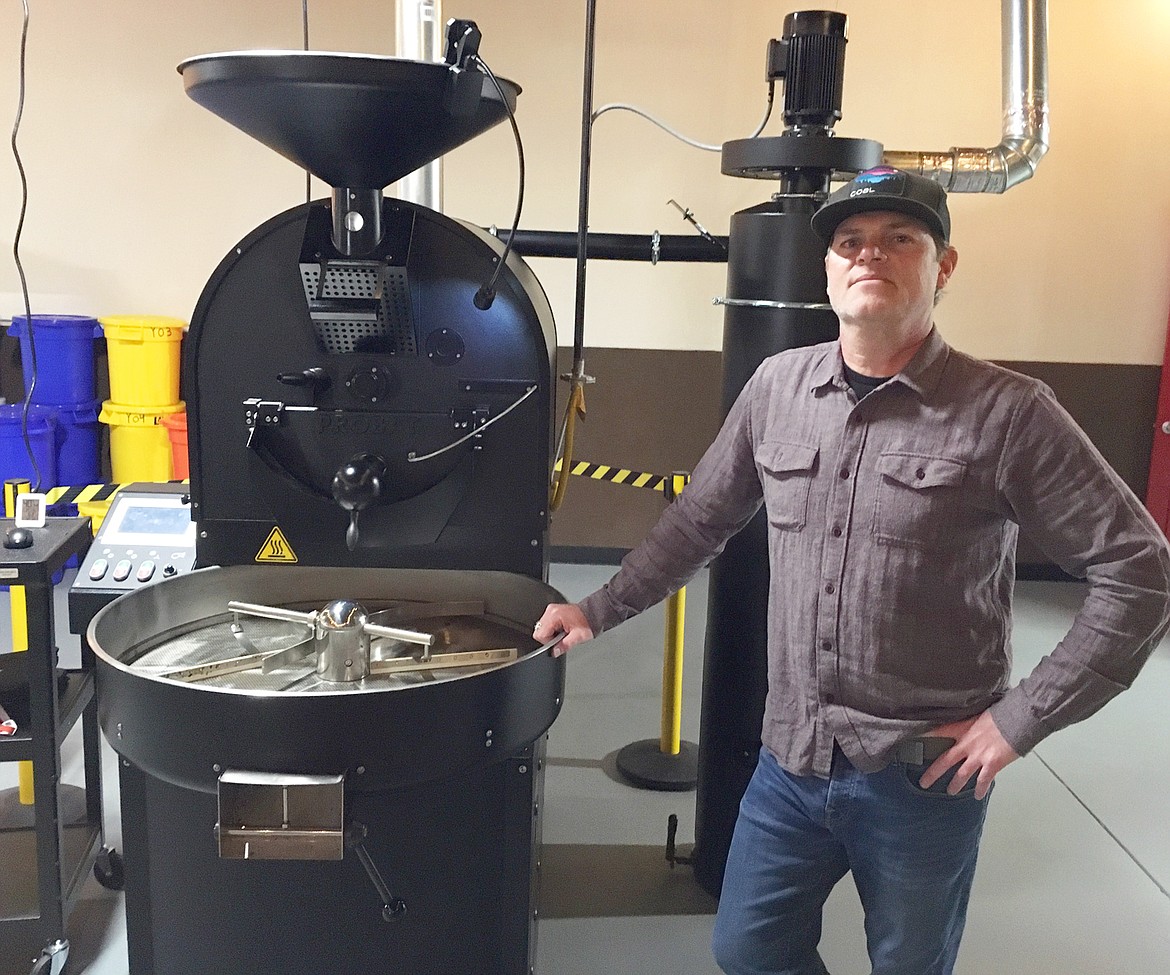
[572,0,599,366]
[495,229,729,263]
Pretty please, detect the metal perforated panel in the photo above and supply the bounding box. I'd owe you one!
[299,262,415,355]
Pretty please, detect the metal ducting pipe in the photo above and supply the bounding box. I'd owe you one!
[883,0,1049,192]
[395,0,444,210]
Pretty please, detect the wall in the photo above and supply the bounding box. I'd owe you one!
[0,1,1166,551]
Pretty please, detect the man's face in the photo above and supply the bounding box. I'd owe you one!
[824,211,957,331]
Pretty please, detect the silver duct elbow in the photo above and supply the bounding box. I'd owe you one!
[882,0,1049,194]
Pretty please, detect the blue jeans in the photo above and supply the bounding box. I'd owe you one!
[711,745,991,975]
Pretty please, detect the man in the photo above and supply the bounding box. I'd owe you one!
[534,168,1170,974]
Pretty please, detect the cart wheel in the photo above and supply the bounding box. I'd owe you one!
[93,847,125,891]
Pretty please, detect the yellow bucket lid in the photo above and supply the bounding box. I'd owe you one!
[100,315,187,342]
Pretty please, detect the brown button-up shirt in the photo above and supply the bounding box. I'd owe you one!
[578,328,1170,776]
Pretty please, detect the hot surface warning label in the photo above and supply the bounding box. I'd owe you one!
[255,526,298,563]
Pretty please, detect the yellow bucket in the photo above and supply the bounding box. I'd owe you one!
[77,497,113,536]
[99,315,186,406]
[99,400,185,482]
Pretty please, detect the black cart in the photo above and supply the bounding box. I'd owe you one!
[0,517,121,975]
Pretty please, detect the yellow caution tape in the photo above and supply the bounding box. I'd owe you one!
[43,480,188,507]
[553,460,692,499]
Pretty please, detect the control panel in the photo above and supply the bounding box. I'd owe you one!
[69,484,197,634]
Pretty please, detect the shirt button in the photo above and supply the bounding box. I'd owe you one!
[839,468,849,479]
[824,583,835,595]
[820,639,832,651]
[916,468,926,480]
[831,526,843,537]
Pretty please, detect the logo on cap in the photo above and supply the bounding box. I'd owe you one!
[855,166,901,184]
[849,167,906,198]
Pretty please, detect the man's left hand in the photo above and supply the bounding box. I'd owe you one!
[918,711,1020,800]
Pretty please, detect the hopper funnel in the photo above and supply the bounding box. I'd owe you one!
[178,50,519,192]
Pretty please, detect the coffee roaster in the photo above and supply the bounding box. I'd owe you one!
[79,22,566,975]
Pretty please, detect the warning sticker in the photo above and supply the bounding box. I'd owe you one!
[255,527,298,564]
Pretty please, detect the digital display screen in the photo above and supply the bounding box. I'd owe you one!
[119,505,192,537]
[100,494,197,547]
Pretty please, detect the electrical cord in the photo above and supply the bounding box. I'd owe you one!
[11,0,43,491]
[591,80,775,152]
[470,54,524,311]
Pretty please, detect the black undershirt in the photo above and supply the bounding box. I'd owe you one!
[843,363,893,401]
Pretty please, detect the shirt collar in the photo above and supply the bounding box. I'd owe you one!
[809,346,845,393]
[895,326,950,399]
[808,326,950,399]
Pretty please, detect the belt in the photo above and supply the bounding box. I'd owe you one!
[894,736,955,765]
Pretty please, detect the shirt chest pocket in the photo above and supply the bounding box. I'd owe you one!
[757,440,819,532]
[873,452,967,549]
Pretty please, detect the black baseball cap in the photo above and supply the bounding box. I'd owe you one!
[811,167,950,244]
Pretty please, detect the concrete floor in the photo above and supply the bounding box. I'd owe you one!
[1,565,1169,974]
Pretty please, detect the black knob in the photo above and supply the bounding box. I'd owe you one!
[277,367,331,391]
[332,454,388,512]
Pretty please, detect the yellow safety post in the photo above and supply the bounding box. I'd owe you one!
[659,472,689,756]
[4,478,35,805]
[615,471,699,791]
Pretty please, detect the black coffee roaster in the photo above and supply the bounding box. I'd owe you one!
[83,28,567,975]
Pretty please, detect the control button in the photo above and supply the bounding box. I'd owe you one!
[162,564,178,577]
[112,559,132,582]
[136,560,156,583]
[88,558,109,581]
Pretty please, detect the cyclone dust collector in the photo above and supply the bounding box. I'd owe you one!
[691,9,881,897]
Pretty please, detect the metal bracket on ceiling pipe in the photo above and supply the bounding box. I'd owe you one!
[882,0,1049,193]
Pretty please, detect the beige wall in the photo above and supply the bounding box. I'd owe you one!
[1,1,1169,364]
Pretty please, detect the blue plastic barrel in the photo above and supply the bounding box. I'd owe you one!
[53,399,101,487]
[6,315,102,405]
[0,403,57,489]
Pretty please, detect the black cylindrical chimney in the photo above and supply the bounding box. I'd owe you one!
[694,9,881,898]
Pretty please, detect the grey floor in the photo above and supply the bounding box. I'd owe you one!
[2,565,1169,974]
